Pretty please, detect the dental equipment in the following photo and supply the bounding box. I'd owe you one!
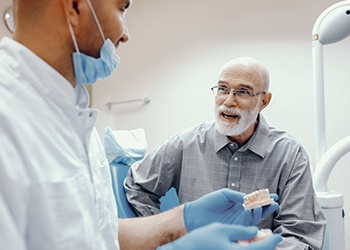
[243,189,274,210]
[311,1,350,249]
[312,1,350,163]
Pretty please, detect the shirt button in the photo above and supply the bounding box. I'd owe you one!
[230,143,234,146]
[234,157,238,161]
[231,183,236,187]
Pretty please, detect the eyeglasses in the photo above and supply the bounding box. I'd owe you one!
[211,86,266,100]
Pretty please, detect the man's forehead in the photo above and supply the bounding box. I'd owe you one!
[218,67,262,87]
[220,64,253,76]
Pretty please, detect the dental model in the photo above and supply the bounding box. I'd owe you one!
[243,188,274,209]
[238,228,273,244]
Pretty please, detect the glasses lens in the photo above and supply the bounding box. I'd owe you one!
[217,87,229,95]
[211,87,217,95]
[235,89,251,99]
[212,86,256,100]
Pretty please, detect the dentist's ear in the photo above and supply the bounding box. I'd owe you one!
[72,0,80,15]
[61,0,83,27]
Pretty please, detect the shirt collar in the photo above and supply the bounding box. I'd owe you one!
[240,114,269,158]
[213,124,232,152]
[213,114,270,158]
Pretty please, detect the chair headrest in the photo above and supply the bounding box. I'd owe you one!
[104,126,147,166]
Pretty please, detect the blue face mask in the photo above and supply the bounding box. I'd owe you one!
[72,38,120,85]
[67,0,121,85]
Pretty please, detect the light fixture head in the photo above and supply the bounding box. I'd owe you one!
[312,1,350,45]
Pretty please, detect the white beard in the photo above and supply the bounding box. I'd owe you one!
[215,104,260,136]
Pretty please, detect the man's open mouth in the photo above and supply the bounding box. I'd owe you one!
[222,112,240,120]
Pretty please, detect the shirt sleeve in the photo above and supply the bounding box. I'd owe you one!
[124,135,183,216]
[0,192,27,250]
[0,131,28,250]
[272,147,326,250]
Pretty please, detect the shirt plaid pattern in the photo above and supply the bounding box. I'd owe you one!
[125,115,326,249]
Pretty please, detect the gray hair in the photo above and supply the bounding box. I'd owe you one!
[219,57,270,91]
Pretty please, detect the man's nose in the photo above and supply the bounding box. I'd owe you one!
[223,91,238,107]
[120,26,129,43]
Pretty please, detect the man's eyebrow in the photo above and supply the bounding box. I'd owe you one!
[217,81,254,90]
[239,84,254,90]
[217,81,228,85]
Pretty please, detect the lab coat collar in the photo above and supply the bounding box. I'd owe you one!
[75,84,90,109]
[0,37,77,109]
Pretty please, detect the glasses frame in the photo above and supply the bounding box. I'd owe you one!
[211,86,266,99]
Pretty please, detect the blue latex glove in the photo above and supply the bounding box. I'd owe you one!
[157,223,282,250]
[183,188,279,232]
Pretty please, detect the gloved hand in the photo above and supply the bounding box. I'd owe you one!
[183,188,279,232]
[157,223,282,250]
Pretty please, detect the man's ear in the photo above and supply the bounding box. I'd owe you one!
[259,92,272,112]
[61,0,83,27]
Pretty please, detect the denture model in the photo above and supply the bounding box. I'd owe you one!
[242,188,274,209]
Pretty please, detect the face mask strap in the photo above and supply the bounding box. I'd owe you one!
[67,18,80,53]
[86,0,106,41]
[67,18,85,86]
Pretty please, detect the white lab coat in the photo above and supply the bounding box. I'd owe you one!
[0,37,119,250]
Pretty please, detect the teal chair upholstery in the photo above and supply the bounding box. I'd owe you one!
[105,127,179,218]
[110,162,137,218]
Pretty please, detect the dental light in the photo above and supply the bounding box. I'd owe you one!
[312,1,350,249]
[312,1,350,163]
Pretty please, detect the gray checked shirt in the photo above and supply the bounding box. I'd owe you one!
[125,115,326,249]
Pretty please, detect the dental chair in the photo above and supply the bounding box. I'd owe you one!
[104,127,179,218]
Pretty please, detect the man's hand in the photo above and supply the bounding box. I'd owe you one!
[183,188,279,232]
[157,223,282,250]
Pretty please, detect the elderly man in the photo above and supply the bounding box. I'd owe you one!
[125,57,326,249]
[0,0,283,250]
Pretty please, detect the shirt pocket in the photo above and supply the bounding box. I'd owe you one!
[91,159,118,238]
[27,174,101,250]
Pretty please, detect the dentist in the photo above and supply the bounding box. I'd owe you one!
[0,0,282,249]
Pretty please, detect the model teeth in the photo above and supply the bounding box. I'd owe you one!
[243,188,274,209]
